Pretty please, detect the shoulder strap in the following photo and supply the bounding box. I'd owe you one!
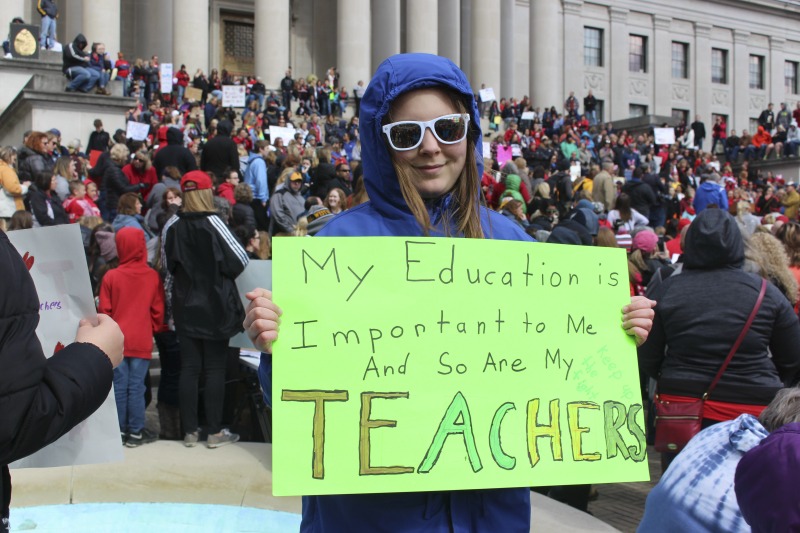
[705,278,767,399]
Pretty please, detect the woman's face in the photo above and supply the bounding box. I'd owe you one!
[326,191,340,207]
[135,200,142,214]
[166,192,182,206]
[69,160,76,177]
[388,89,467,200]
[49,175,56,191]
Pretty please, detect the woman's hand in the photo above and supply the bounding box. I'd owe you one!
[243,288,283,353]
[622,296,656,347]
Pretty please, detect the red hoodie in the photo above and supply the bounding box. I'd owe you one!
[98,228,165,359]
[217,182,236,205]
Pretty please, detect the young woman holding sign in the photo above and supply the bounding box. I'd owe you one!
[243,54,655,532]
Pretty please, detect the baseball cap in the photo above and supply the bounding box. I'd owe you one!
[180,170,213,192]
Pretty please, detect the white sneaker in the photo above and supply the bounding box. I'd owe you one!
[207,428,239,449]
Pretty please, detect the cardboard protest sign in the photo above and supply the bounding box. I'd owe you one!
[7,225,123,469]
[269,126,297,145]
[223,85,246,107]
[479,87,496,103]
[521,111,536,121]
[184,87,203,102]
[271,237,649,496]
[126,120,150,141]
[159,63,173,94]
[654,128,675,146]
[230,260,272,349]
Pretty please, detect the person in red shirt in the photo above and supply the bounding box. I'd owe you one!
[62,180,101,223]
[217,168,239,205]
[122,151,158,201]
[176,64,190,104]
[115,52,131,97]
[98,227,165,447]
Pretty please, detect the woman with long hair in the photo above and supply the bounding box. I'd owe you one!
[608,193,649,233]
[16,132,55,185]
[323,187,346,215]
[24,167,68,227]
[0,146,27,221]
[52,156,75,200]
[161,170,248,449]
[242,53,655,532]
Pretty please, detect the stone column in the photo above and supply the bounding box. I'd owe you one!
[562,0,583,104]
[471,0,500,95]
[139,0,173,64]
[733,30,750,132]
[173,0,209,74]
[0,0,25,42]
[255,0,289,88]
[460,0,472,79]
[499,0,514,99]
[372,0,401,70]
[529,0,562,110]
[337,0,371,92]
[438,0,460,66]
[406,0,438,54]
[82,0,120,54]
[770,36,786,108]
[652,15,671,116]
[609,6,629,121]
[694,23,712,124]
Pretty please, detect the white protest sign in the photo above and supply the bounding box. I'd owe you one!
[521,111,536,121]
[479,87,496,102]
[269,125,297,145]
[482,142,491,157]
[159,63,173,94]
[511,144,522,157]
[126,121,150,142]
[222,85,247,107]
[654,127,675,146]
[7,224,123,469]
[230,260,272,349]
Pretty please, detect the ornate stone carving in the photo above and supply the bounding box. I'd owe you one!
[584,72,604,90]
[712,89,729,106]
[630,78,648,96]
[749,94,767,112]
[672,85,690,102]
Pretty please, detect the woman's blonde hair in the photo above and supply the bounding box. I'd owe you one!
[745,232,798,304]
[182,189,215,213]
[110,143,130,165]
[387,88,483,238]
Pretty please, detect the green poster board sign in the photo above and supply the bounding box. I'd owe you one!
[271,237,649,496]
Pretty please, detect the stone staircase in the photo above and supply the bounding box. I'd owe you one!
[0,51,134,147]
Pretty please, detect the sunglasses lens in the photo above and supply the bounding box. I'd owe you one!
[389,123,422,149]
[434,116,467,142]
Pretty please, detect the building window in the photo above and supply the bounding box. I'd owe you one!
[584,27,603,67]
[629,35,647,73]
[224,20,254,61]
[749,55,764,90]
[749,118,760,133]
[786,61,798,95]
[711,48,728,84]
[672,42,688,79]
[672,109,689,124]
[595,100,604,123]
[630,104,648,118]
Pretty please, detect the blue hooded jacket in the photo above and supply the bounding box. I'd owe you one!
[294,53,532,533]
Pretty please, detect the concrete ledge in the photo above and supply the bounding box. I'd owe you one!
[11,442,619,532]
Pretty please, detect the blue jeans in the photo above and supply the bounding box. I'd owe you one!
[66,66,100,92]
[177,84,185,103]
[40,16,57,49]
[587,110,598,125]
[120,77,129,97]
[113,357,151,433]
[94,70,110,88]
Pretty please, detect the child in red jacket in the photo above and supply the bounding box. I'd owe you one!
[62,180,101,223]
[99,227,166,447]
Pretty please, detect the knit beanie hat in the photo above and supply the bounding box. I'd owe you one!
[94,231,118,262]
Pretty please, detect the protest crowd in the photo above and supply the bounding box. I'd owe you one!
[3,12,800,531]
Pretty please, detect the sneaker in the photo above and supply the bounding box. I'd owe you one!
[125,429,158,448]
[207,428,239,449]
[184,430,200,448]
[121,432,128,446]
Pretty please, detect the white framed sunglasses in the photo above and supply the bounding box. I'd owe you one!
[382,113,470,151]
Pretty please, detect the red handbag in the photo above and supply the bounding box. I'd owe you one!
[654,278,766,453]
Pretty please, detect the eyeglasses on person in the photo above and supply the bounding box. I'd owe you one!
[382,113,470,151]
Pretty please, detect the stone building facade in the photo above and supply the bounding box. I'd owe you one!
[3,0,800,130]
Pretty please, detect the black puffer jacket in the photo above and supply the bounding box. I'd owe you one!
[162,211,248,340]
[102,161,140,214]
[0,231,112,527]
[639,209,800,405]
[16,146,53,184]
